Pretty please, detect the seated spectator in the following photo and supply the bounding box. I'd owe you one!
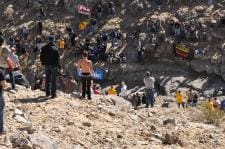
[93,85,101,95]
[108,85,117,95]
[133,93,142,110]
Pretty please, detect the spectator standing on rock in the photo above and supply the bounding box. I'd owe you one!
[176,90,185,109]
[120,81,128,98]
[69,30,76,47]
[186,88,193,105]
[0,68,6,135]
[40,35,61,98]
[37,21,43,35]
[143,71,155,108]
[77,51,94,100]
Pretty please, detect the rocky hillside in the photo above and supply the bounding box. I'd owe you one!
[0,85,225,149]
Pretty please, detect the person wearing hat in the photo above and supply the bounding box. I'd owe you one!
[143,71,155,108]
[40,35,61,98]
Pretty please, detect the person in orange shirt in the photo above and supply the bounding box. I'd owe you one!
[176,90,185,108]
[108,86,117,95]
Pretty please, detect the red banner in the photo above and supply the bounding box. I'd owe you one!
[77,4,91,15]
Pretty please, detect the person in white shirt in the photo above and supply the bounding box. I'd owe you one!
[120,81,127,98]
[143,71,155,108]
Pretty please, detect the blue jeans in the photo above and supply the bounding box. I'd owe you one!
[145,89,155,108]
[0,96,5,132]
[45,66,58,96]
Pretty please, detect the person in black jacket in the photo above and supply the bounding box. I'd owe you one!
[0,32,4,47]
[40,35,61,98]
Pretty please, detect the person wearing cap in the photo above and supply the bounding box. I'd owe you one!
[143,71,155,108]
[40,35,61,98]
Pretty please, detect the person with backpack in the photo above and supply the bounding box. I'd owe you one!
[40,35,61,98]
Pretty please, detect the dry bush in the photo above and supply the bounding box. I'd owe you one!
[200,103,225,126]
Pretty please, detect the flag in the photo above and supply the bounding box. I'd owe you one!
[77,4,91,15]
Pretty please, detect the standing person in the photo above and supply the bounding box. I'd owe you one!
[77,51,94,100]
[40,35,61,98]
[120,81,127,98]
[69,30,76,47]
[0,32,4,46]
[37,21,43,35]
[0,68,6,135]
[143,71,155,108]
[176,90,185,108]
[186,88,193,104]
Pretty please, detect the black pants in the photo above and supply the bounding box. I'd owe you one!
[45,66,57,96]
[81,73,91,99]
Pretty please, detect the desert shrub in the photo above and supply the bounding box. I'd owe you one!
[200,103,225,126]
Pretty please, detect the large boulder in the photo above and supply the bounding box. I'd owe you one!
[29,133,58,149]
[190,60,208,73]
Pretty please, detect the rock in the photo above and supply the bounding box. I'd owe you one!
[163,118,176,126]
[19,126,36,134]
[20,144,33,149]
[203,89,215,98]
[117,134,123,139]
[14,109,23,116]
[162,133,182,146]
[82,122,92,127]
[10,133,31,148]
[190,60,207,73]
[150,137,162,144]
[151,133,163,140]
[150,125,157,131]
[29,133,58,149]
[14,115,28,123]
[108,111,116,117]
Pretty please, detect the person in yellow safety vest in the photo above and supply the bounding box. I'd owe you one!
[59,38,65,51]
[108,86,117,95]
[79,21,88,31]
[176,90,185,108]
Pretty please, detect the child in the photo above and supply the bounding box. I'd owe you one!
[176,90,185,108]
